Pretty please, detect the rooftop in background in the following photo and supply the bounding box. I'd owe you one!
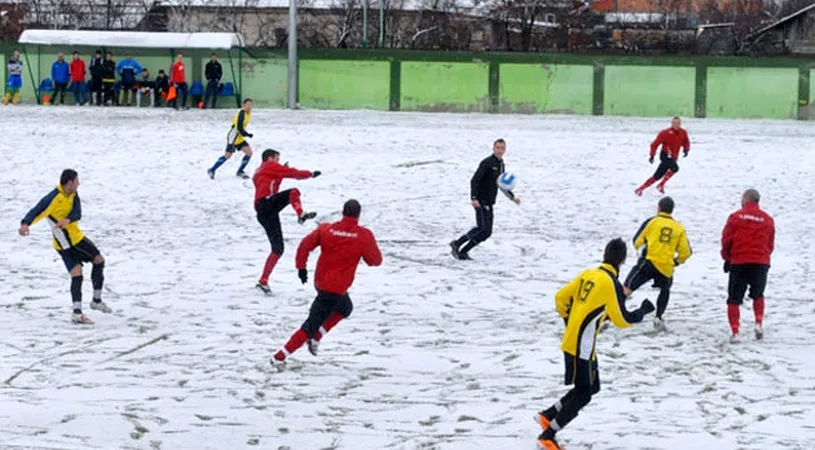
[18,29,244,48]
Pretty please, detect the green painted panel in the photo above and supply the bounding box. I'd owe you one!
[0,53,4,99]
[810,69,815,105]
[240,56,287,108]
[299,60,389,110]
[499,63,592,114]
[604,66,695,117]
[706,67,798,119]
[400,61,489,112]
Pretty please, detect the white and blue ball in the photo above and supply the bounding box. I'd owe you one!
[497,172,517,192]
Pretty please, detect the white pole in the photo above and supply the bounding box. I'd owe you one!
[288,0,297,109]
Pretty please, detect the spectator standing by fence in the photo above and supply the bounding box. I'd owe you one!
[89,50,103,106]
[116,52,142,107]
[51,52,70,105]
[69,51,86,106]
[204,53,222,109]
[171,53,188,110]
[101,52,116,106]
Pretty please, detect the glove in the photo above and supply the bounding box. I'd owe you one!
[312,170,321,178]
[284,161,289,167]
[649,156,654,164]
[723,261,731,273]
[673,258,679,266]
[298,269,308,284]
[683,150,689,158]
[246,133,253,138]
[640,299,656,315]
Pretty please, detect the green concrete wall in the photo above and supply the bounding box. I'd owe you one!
[299,60,390,110]
[0,53,5,97]
[706,67,799,119]
[604,66,696,117]
[240,57,287,108]
[400,61,489,112]
[810,69,815,104]
[499,64,592,114]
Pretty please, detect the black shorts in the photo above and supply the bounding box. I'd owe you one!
[653,152,679,180]
[564,352,600,394]
[301,290,354,338]
[58,237,101,272]
[728,264,769,305]
[625,259,672,292]
[226,141,249,153]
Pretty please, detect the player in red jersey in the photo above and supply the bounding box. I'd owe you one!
[721,189,775,343]
[271,199,382,368]
[253,149,321,295]
[635,117,691,196]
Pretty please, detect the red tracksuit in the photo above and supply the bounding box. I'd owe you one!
[296,217,383,294]
[650,127,690,160]
[70,60,85,82]
[252,161,313,209]
[171,61,185,84]
[721,202,775,334]
[721,203,775,265]
[274,216,382,363]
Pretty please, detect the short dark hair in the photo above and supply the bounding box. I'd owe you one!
[211,52,217,56]
[658,196,675,214]
[343,200,361,219]
[673,116,681,120]
[72,50,79,55]
[158,70,165,74]
[603,238,627,268]
[106,51,113,56]
[494,138,505,146]
[60,169,78,186]
[743,189,760,204]
[262,149,279,161]
[243,98,253,105]
[95,49,102,55]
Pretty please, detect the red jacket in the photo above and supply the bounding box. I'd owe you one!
[70,59,86,82]
[252,161,312,208]
[721,203,775,265]
[650,127,690,160]
[171,61,185,84]
[296,217,383,295]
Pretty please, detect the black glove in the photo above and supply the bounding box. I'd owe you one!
[312,170,321,178]
[723,261,731,273]
[649,155,654,164]
[640,299,656,315]
[283,161,289,167]
[683,150,689,158]
[246,133,253,138]
[298,269,308,284]
[673,258,679,266]
[562,317,568,326]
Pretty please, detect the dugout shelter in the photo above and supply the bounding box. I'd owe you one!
[13,30,245,106]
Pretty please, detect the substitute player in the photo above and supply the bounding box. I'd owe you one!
[449,139,520,260]
[624,196,692,331]
[207,98,254,179]
[18,170,112,324]
[536,238,654,450]
[3,50,23,106]
[253,149,320,294]
[635,117,690,196]
[271,199,382,368]
[721,189,775,343]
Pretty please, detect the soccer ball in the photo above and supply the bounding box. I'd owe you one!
[498,172,517,192]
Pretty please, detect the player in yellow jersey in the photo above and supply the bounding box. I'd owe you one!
[207,98,254,179]
[624,196,691,331]
[18,169,113,325]
[536,238,654,450]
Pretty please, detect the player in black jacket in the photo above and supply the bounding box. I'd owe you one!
[89,50,104,106]
[101,52,116,106]
[204,53,223,109]
[450,139,520,260]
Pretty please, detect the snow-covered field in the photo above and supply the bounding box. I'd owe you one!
[0,106,813,450]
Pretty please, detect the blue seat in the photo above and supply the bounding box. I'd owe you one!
[37,78,54,93]
[190,81,204,96]
[220,82,235,96]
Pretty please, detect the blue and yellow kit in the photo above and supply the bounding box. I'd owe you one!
[21,185,84,251]
[227,108,252,146]
[632,212,691,278]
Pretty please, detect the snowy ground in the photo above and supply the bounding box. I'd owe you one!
[0,106,813,450]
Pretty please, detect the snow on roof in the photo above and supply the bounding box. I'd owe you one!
[18,30,244,49]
